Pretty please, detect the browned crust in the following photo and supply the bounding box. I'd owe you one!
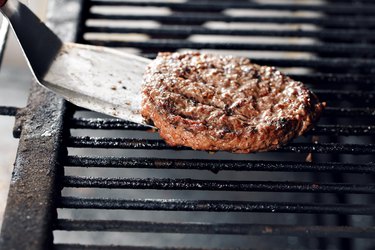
[141,52,324,153]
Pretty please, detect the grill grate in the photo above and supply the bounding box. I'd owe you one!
[0,106,18,116]
[55,0,375,249]
[63,0,375,249]
[0,0,375,249]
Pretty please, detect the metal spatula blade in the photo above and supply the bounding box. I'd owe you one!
[0,0,152,126]
[44,43,151,125]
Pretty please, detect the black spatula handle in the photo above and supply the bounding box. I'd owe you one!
[0,0,7,7]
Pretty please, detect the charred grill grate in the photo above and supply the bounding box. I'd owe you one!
[0,0,375,250]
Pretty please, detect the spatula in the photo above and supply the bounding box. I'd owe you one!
[0,0,153,126]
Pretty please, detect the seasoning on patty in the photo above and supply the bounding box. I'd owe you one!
[141,52,325,153]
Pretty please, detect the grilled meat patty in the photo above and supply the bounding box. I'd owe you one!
[141,52,324,153]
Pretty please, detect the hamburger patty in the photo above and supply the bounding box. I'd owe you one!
[141,52,324,153]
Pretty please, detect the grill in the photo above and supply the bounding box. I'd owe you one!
[1,0,375,249]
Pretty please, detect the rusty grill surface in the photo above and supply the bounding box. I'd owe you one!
[1,0,375,249]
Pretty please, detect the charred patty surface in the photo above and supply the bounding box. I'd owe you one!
[141,52,324,153]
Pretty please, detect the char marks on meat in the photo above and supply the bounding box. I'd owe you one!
[141,52,324,153]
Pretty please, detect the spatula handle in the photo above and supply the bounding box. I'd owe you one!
[0,0,63,79]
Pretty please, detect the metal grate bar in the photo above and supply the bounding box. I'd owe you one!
[85,26,375,42]
[138,55,375,71]
[0,106,18,116]
[65,156,375,173]
[55,219,375,238]
[280,143,374,154]
[323,107,375,117]
[84,39,375,55]
[311,125,375,136]
[59,197,375,215]
[287,73,375,85]
[71,106,375,117]
[55,244,228,250]
[63,176,375,194]
[312,90,374,103]
[67,137,375,154]
[69,118,375,136]
[90,1,375,14]
[252,59,375,71]
[88,13,375,28]
[69,118,149,131]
